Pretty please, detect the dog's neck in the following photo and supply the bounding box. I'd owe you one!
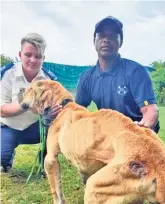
[61,101,88,112]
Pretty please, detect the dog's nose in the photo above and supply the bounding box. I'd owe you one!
[21,103,29,110]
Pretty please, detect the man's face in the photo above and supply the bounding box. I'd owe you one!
[94,25,121,59]
[19,42,45,74]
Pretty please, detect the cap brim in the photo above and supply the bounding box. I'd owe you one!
[95,18,121,33]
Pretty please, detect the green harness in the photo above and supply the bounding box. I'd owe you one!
[26,116,47,184]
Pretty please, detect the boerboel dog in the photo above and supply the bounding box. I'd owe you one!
[20,79,165,204]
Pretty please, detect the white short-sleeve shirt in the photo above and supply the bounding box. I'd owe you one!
[0,62,50,130]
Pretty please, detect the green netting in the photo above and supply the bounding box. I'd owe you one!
[43,62,155,91]
[43,62,92,90]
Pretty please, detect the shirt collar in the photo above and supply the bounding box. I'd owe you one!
[34,68,46,79]
[15,62,24,77]
[15,62,46,80]
[95,54,121,78]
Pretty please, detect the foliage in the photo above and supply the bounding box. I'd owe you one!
[0,54,13,67]
[158,106,165,140]
[150,60,165,104]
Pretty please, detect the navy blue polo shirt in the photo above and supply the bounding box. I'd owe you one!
[75,54,157,122]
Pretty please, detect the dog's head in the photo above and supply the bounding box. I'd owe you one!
[20,79,74,115]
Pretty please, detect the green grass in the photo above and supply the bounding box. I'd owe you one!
[158,106,165,141]
[1,104,165,204]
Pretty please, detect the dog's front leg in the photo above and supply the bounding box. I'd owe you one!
[45,154,65,204]
[55,156,65,204]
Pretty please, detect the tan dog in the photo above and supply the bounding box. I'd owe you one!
[20,79,165,204]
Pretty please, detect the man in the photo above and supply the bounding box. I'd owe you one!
[0,33,62,172]
[75,16,159,133]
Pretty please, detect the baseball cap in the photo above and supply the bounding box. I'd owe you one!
[94,16,123,46]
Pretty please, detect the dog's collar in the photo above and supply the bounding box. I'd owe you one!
[60,98,73,107]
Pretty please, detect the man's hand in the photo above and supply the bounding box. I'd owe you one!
[138,104,158,130]
[43,103,63,119]
[134,120,149,128]
[41,103,63,127]
[48,104,63,118]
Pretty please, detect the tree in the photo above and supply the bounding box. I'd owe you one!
[150,60,165,104]
[1,54,13,67]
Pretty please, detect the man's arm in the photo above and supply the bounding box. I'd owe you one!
[129,65,159,130]
[75,72,92,107]
[138,104,158,129]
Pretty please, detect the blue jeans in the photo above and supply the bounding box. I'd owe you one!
[0,122,40,167]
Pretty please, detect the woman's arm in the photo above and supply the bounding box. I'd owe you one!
[0,103,27,118]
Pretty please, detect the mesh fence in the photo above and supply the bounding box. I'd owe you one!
[43,62,92,90]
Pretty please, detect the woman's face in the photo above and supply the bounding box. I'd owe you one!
[19,42,45,74]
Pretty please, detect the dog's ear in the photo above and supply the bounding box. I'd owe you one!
[35,87,45,99]
[129,161,147,178]
[41,90,53,111]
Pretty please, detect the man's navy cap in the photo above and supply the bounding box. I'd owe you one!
[94,16,123,46]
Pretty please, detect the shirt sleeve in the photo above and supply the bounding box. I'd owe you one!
[0,70,12,105]
[129,66,156,108]
[75,72,92,107]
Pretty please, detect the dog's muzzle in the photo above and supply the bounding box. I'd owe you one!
[41,107,53,127]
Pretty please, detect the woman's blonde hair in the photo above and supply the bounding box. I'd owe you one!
[21,33,47,56]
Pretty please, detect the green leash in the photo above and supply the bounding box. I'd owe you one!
[26,116,46,184]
